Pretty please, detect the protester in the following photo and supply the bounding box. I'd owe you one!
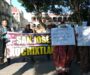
[23,24,35,62]
[52,25,74,75]
[53,46,74,75]
[0,19,10,64]
[78,46,90,75]
[35,24,46,33]
[23,24,33,33]
[35,24,52,60]
[46,24,57,33]
[31,24,37,33]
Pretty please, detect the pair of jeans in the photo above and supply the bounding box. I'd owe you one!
[0,39,6,59]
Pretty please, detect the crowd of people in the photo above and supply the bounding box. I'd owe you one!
[0,19,56,63]
[0,19,90,75]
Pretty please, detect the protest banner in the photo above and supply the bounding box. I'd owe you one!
[51,27,75,46]
[75,26,90,46]
[6,32,52,58]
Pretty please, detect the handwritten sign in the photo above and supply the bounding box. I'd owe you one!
[75,26,90,46]
[51,27,75,46]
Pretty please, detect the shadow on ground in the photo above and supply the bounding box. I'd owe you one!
[0,56,81,75]
[0,55,53,75]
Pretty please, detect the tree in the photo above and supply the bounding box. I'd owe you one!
[18,0,66,12]
[18,0,88,24]
[18,0,67,26]
[68,0,88,23]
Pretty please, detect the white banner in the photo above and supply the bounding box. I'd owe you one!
[6,32,52,58]
[51,27,75,46]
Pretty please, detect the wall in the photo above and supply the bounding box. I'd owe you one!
[0,0,11,25]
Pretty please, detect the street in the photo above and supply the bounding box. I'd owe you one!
[0,56,81,75]
[0,56,57,75]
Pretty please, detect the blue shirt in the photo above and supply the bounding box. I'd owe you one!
[1,27,7,39]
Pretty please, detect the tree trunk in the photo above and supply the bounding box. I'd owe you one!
[69,0,82,23]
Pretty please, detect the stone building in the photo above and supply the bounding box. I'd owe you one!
[0,0,11,25]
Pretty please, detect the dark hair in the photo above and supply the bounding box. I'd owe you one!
[26,24,30,27]
[25,24,30,30]
[2,19,8,22]
[1,19,8,25]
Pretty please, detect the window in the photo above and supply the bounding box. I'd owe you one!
[58,17,62,22]
[53,17,57,22]
[68,17,71,21]
[63,17,67,21]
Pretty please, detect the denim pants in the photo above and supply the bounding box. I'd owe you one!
[0,39,6,58]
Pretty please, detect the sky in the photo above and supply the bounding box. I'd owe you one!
[11,0,72,22]
[12,0,71,13]
[12,0,26,12]
[12,0,32,22]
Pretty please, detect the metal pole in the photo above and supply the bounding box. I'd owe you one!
[10,0,12,27]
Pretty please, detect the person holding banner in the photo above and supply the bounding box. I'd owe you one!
[23,24,35,62]
[35,24,46,33]
[23,24,33,33]
[0,19,10,64]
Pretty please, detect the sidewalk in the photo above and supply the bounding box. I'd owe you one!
[0,56,82,75]
[0,56,57,75]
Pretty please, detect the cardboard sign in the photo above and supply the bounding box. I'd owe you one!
[51,27,75,46]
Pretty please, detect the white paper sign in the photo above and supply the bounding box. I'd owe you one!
[76,26,90,46]
[51,27,75,46]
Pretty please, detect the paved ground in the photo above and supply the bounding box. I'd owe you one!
[0,55,86,75]
[0,56,57,75]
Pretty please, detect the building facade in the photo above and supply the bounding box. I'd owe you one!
[31,12,71,26]
[11,6,28,31]
[0,0,11,25]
